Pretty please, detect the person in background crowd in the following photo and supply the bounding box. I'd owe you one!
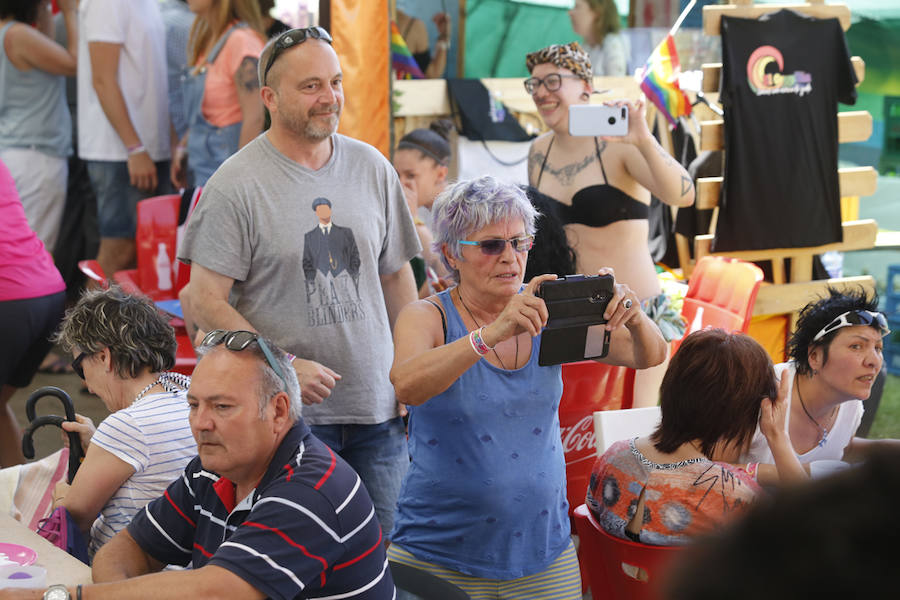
[388,175,666,597]
[178,27,420,538]
[393,120,453,296]
[0,0,77,253]
[52,287,196,558]
[257,0,289,38]
[526,41,695,407]
[741,288,900,483]
[78,0,172,279]
[0,158,66,467]
[395,7,451,78]
[587,329,806,546]
[171,0,265,188]
[568,0,628,76]
[522,186,578,281]
[159,0,195,145]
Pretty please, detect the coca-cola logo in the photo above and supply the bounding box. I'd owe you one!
[560,415,596,458]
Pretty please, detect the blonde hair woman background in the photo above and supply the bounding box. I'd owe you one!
[172,0,265,188]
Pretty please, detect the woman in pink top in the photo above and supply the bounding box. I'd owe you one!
[171,0,265,187]
[0,158,66,466]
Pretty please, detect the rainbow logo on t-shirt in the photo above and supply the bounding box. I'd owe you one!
[746,45,812,97]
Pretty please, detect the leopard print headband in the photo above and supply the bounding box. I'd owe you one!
[525,41,592,82]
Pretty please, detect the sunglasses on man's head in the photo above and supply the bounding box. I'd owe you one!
[458,235,534,255]
[262,26,333,85]
[812,310,890,342]
[200,330,289,391]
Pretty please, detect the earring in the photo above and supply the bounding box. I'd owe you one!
[580,92,590,100]
[812,369,819,376]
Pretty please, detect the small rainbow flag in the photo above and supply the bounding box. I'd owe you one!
[638,34,691,127]
[390,21,425,80]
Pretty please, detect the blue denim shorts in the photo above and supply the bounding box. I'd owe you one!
[86,160,171,238]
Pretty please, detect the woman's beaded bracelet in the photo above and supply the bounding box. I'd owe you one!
[468,326,493,356]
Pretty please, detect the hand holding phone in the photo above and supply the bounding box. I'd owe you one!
[568,104,629,137]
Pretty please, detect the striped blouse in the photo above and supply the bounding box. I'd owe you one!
[89,387,196,556]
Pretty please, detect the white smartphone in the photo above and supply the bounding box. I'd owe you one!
[568,104,629,137]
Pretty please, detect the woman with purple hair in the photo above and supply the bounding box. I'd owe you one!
[387,175,667,597]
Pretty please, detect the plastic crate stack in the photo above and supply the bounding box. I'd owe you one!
[885,265,900,376]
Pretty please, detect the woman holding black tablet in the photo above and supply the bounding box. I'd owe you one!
[387,175,665,598]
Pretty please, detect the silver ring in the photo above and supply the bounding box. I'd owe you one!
[623,298,633,310]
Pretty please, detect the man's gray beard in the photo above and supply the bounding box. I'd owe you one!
[305,115,339,140]
[281,108,341,141]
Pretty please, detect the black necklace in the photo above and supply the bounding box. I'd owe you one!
[456,286,518,370]
[796,377,836,449]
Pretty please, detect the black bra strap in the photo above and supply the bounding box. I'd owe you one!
[594,137,608,183]
[424,298,448,344]
[536,135,553,188]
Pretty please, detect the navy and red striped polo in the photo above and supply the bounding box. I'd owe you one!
[128,421,394,599]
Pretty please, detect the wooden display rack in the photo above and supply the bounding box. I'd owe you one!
[675,0,878,343]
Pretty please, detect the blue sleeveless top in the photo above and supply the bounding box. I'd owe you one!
[0,22,71,157]
[391,289,569,579]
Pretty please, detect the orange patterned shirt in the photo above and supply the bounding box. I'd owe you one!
[586,438,760,546]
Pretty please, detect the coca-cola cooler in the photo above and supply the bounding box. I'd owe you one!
[558,361,635,516]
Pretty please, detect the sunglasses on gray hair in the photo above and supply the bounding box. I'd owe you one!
[200,329,289,391]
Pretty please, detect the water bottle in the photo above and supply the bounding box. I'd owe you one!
[155,242,172,291]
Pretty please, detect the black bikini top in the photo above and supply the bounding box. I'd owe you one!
[536,136,649,228]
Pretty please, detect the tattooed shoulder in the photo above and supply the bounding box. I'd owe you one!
[237,56,260,93]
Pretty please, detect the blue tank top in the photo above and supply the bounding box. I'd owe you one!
[391,289,570,579]
[0,22,71,157]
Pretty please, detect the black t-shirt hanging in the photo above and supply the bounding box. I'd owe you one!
[713,9,857,253]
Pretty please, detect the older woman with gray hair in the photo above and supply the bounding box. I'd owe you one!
[52,287,196,558]
[388,175,666,597]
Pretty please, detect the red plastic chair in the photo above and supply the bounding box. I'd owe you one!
[77,192,200,374]
[559,362,635,593]
[132,193,182,300]
[559,361,635,518]
[671,256,765,355]
[573,504,683,600]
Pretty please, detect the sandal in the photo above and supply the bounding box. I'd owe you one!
[38,353,74,375]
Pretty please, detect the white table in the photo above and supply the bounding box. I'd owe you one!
[0,514,92,586]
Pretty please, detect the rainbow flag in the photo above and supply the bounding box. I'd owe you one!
[390,21,425,80]
[638,34,691,126]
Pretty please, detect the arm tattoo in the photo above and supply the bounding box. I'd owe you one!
[680,174,694,197]
[237,56,260,93]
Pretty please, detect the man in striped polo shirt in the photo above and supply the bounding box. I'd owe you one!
[71,331,394,600]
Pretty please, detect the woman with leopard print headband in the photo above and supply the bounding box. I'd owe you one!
[524,40,695,408]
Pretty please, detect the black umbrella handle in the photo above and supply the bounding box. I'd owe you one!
[25,386,77,422]
[20,415,83,484]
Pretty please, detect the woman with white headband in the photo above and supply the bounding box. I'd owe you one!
[742,287,899,483]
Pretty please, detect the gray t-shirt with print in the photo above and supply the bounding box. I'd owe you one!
[178,133,420,424]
